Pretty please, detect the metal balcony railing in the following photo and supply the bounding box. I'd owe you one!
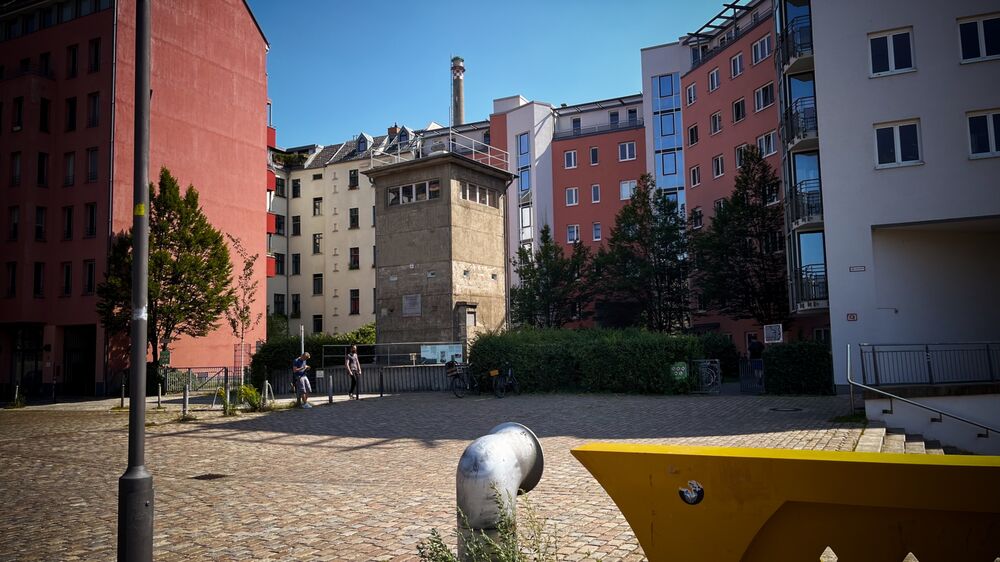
[788,178,822,226]
[793,263,828,304]
[858,342,1000,387]
[783,96,817,144]
[777,15,813,69]
[553,118,643,140]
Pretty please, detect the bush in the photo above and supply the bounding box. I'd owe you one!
[697,333,740,379]
[468,328,703,394]
[763,341,834,395]
[249,323,375,387]
[238,384,263,411]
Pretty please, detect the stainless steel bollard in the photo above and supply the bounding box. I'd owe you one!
[157,383,162,408]
[182,384,189,416]
[121,381,126,409]
[456,422,544,561]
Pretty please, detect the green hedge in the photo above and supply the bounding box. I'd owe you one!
[763,341,834,395]
[697,333,740,379]
[468,328,703,394]
[249,324,375,387]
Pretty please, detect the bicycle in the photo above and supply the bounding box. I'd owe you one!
[449,362,480,398]
[491,365,520,398]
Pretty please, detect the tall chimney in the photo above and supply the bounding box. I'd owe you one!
[451,56,465,126]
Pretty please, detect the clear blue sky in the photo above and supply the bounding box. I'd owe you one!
[247,0,717,148]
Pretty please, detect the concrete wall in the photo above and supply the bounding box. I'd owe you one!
[866,394,1000,455]
[811,0,1000,384]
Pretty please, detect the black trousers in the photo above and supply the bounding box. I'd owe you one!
[348,373,358,397]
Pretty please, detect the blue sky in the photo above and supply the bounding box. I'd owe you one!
[247,0,718,148]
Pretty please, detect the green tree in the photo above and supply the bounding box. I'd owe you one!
[97,168,236,371]
[509,225,593,328]
[225,234,262,379]
[266,313,290,341]
[595,173,689,332]
[690,146,789,326]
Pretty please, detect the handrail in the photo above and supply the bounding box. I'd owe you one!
[846,343,998,438]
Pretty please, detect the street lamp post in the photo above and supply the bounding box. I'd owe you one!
[117,0,153,560]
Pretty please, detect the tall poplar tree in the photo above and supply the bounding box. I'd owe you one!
[509,225,593,328]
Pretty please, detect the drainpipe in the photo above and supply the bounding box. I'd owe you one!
[456,422,544,560]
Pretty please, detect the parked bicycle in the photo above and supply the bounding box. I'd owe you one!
[490,365,520,398]
[448,361,480,398]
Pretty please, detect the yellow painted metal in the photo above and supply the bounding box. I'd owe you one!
[571,444,1000,562]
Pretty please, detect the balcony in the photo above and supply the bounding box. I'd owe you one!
[777,15,814,73]
[267,126,277,149]
[788,179,823,230]
[553,118,643,141]
[266,255,276,278]
[791,263,828,312]
[782,96,817,151]
[266,212,277,235]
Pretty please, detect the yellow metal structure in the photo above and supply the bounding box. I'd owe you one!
[571,444,1000,561]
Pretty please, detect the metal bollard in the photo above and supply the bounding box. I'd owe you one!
[121,381,126,409]
[182,384,189,416]
[456,423,544,561]
[13,385,19,405]
[327,374,333,404]
[261,379,268,408]
[157,383,162,409]
[223,367,230,411]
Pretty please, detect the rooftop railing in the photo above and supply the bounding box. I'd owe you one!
[553,118,643,140]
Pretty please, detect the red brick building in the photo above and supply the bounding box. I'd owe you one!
[0,0,269,396]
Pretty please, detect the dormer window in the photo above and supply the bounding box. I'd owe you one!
[357,136,368,152]
[398,130,408,144]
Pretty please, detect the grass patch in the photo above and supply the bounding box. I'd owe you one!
[830,413,867,424]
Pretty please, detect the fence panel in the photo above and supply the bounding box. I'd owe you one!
[739,358,765,394]
[265,364,449,397]
[859,343,998,386]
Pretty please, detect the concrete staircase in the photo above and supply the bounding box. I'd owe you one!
[854,421,965,455]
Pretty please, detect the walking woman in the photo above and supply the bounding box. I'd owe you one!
[345,345,362,400]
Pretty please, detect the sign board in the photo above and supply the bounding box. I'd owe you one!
[763,324,783,344]
[402,294,421,317]
[421,344,464,364]
[670,362,689,382]
[315,370,325,379]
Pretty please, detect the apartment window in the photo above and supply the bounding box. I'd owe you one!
[8,206,19,240]
[82,260,95,295]
[349,288,360,315]
[686,83,696,105]
[688,124,699,146]
[661,152,677,175]
[275,177,286,197]
[692,207,703,229]
[733,98,746,123]
[735,144,750,168]
[752,35,772,64]
[710,112,722,134]
[590,146,599,165]
[564,150,577,169]
[63,152,75,186]
[312,273,323,295]
[273,294,285,315]
[713,155,725,178]
[274,215,285,235]
[730,52,744,78]
[619,180,636,200]
[62,206,73,239]
[88,38,100,72]
[372,245,377,267]
[36,152,49,186]
[86,147,98,181]
[291,253,301,275]
[357,136,368,152]
[627,108,638,123]
[291,179,300,198]
[348,169,359,188]
[349,247,360,269]
[60,262,72,296]
[312,232,322,254]
[591,184,601,203]
[312,173,322,180]
[708,68,720,91]
[39,98,51,132]
[567,224,580,244]
[592,222,602,242]
[968,110,1000,157]
[86,92,99,127]
[875,120,921,167]
[84,203,97,236]
[959,14,1000,62]
[618,141,636,161]
[5,262,15,297]
[714,199,726,213]
[754,83,775,112]
[565,187,579,206]
[869,29,914,76]
[609,111,619,126]
[312,315,323,333]
[274,253,285,275]
[517,132,531,192]
[291,294,301,317]
[291,216,301,236]
[66,44,78,77]
[10,152,21,185]
[35,206,47,240]
[757,130,777,157]
[33,262,45,297]
[571,117,581,134]
[312,197,322,216]
[690,166,701,187]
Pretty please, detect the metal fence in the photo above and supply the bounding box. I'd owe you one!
[739,358,766,394]
[321,342,465,369]
[162,367,230,394]
[266,365,450,397]
[691,360,722,394]
[859,343,999,386]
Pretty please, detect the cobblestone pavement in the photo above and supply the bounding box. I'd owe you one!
[0,392,862,561]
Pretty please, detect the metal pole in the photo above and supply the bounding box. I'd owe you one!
[156,384,161,409]
[118,0,153,558]
[223,367,230,413]
[327,372,333,404]
[121,381,125,409]
[182,385,189,417]
[299,325,304,356]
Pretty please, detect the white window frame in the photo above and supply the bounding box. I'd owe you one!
[756,130,777,157]
[958,14,1000,64]
[751,35,772,65]
[686,83,696,106]
[735,144,750,168]
[730,52,744,78]
[868,28,915,77]
[967,109,1000,158]
[688,124,699,146]
[710,112,722,135]
[619,180,636,200]
[692,207,703,229]
[564,150,577,169]
[590,146,599,165]
[733,98,746,123]
[754,82,774,112]
[712,154,725,178]
[873,119,923,169]
[708,67,720,92]
[618,141,637,161]
[592,222,602,242]
[567,224,580,244]
[591,184,601,203]
[565,186,579,206]
[690,165,701,187]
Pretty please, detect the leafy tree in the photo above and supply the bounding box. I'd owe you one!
[509,225,593,328]
[225,234,263,379]
[266,313,289,341]
[594,173,690,332]
[97,168,236,371]
[690,146,789,326]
